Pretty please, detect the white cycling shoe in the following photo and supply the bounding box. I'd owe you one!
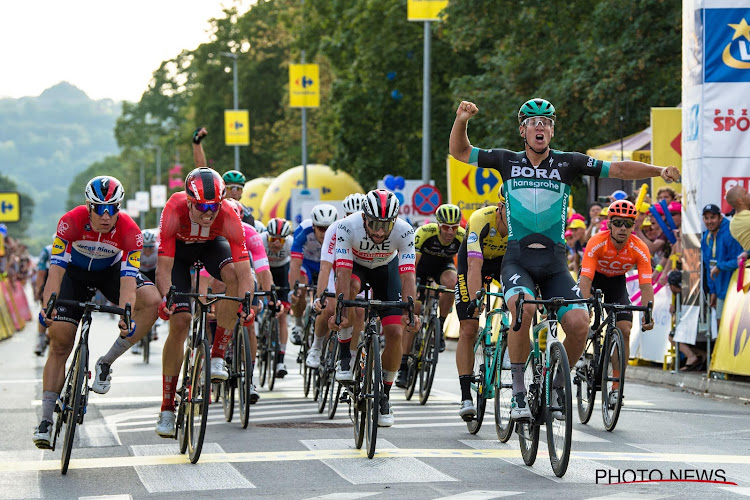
[210,357,229,381]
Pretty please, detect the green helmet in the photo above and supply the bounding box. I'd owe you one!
[222,170,246,185]
[518,98,556,124]
[435,204,461,225]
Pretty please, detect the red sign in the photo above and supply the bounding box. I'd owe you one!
[721,177,750,214]
[412,184,442,215]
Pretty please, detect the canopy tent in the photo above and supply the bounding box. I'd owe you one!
[586,127,652,204]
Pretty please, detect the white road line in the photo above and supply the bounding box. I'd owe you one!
[718,487,750,497]
[79,495,133,500]
[0,450,43,500]
[303,493,381,500]
[130,443,254,494]
[79,418,121,448]
[583,494,673,499]
[432,491,523,500]
[301,439,457,485]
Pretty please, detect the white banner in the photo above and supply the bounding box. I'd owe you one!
[125,199,140,218]
[150,185,167,208]
[135,191,150,212]
[630,285,674,363]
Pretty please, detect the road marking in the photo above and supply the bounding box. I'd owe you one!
[300,439,457,485]
[130,443,254,494]
[79,418,121,448]
[583,494,672,499]
[303,493,381,500]
[79,495,133,500]
[433,491,522,500]
[0,450,42,500]
[718,487,750,496]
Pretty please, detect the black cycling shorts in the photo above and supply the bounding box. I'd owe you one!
[172,238,233,314]
[55,264,153,326]
[454,240,502,321]
[270,262,291,306]
[501,241,587,320]
[588,272,633,323]
[351,258,403,324]
[417,258,456,302]
[141,268,156,284]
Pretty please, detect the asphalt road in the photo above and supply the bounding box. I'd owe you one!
[2,310,750,500]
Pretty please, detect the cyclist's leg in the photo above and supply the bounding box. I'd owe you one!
[335,269,363,381]
[438,263,458,328]
[375,259,403,425]
[454,251,480,404]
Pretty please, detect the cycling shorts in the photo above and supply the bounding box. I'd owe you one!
[270,262,291,307]
[454,240,502,321]
[172,238,233,314]
[55,264,153,326]
[300,259,319,287]
[501,241,587,320]
[351,258,402,324]
[588,272,632,323]
[141,268,156,284]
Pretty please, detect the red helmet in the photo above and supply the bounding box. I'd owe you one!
[267,218,292,238]
[608,200,637,219]
[363,189,400,220]
[227,199,244,218]
[185,168,226,204]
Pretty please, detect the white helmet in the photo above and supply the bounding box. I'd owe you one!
[254,220,266,233]
[363,189,399,220]
[142,230,157,247]
[311,204,338,227]
[267,218,292,238]
[85,176,125,205]
[342,193,365,215]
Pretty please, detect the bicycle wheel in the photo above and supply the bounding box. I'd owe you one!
[61,343,86,475]
[187,338,210,463]
[317,335,334,414]
[238,326,253,429]
[327,339,342,420]
[418,316,440,405]
[466,337,486,434]
[576,336,596,424]
[222,328,238,423]
[494,340,515,443]
[366,333,381,459]
[601,327,626,432]
[352,347,366,449]
[267,319,279,391]
[404,326,420,401]
[546,341,573,478]
[177,348,191,454]
[518,354,539,466]
[257,320,269,388]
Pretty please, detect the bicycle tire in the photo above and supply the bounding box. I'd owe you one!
[602,327,626,432]
[222,326,238,423]
[418,316,440,405]
[317,334,334,413]
[61,343,86,475]
[518,354,539,466]
[366,333,381,459]
[576,336,597,424]
[352,347,366,449]
[466,336,486,434]
[258,319,269,388]
[187,338,210,463]
[404,322,422,401]
[303,359,313,397]
[177,346,191,454]
[238,325,253,429]
[327,343,342,420]
[267,319,279,391]
[546,341,573,478]
[494,341,515,442]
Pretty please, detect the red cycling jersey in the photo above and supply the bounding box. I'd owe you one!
[158,191,249,263]
[580,230,652,285]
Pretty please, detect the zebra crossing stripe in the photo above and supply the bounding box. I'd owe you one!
[431,492,522,500]
[0,450,43,500]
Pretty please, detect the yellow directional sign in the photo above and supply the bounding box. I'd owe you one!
[407,0,449,21]
[224,110,250,146]
[289,64,320,108]
[0,192,21,222]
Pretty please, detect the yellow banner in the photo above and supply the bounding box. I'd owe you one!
[0,192,21,222]
[289,64,320,108]
[651,107,682,196]
[224,110,250,146]
[407,0,449,21]
[711,268,750,376]
[446,155,502,222]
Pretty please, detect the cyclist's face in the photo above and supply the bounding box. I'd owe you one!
[143,246,156,256]
[226,184,243,200]
[88,204,118,233]
[313,225,328,243]
[609,217,634,243]
[520,117,554,149]
[188,201,221,227]
[269,236,284,251]
[363,215,392,244]
[438,224,458,243]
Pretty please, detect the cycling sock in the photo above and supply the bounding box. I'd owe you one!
[459,375,473,401]
[41,391,57,422]
[161,375,176,412]
[511,363,526,394]
[278,344,286,364]
[338,326,353,342]
[312,335,325,350]
[210,327,231,359]
[101,336,132,364]
[439,316,446,333]
[399,355,408,372]
[383,370,397,397]
[612,368,621,390]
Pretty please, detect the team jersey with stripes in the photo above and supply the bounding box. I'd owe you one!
[334,214,416,273]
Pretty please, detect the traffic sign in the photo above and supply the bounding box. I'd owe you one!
[412,184,442,215]
[0,192,21,222]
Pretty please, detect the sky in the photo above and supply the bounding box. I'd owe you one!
[0,0,252,102]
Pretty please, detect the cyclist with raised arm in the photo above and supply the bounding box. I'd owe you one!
[307,193,364,368]
[453,188,508,419]
[154,128,254,438]
[395,203,464,388]
[450,98,680,421]
[289,204,338,345]
[330,189,420,426]
[578,199,655,404]
[33,176,161,449]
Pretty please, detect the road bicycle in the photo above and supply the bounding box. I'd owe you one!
[335,291,414,459]
[311,291,341,418]
[43,290,131,474]
[256,290,283,391]
[464,278,514,443]
[575,289,652,431]
[512,292,597,478]
[293,282,318,398]
[404,281,451,405]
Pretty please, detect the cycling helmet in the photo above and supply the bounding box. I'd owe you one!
[608,200,637,219]
[518,98,556,124]
[227,199,244,218]
[435,204,461,225]
[85,176,125,205]
[363,189,400,220]
[267,217,292,238]
[254,220,266,234]
[185,167,226,204]
[311,204,338,227]
[497,184,506,203]
[222,170,246,186]
[342,193,365,215]
[142,230,157,247]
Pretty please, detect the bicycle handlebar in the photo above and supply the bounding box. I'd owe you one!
[513,292,598,332]
[335,293,414,326]
[46,292,132,326]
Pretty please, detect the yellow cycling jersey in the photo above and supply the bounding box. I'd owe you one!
[414,223,465,260]
[465,206,508,260]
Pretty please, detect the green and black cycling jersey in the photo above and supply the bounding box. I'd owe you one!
[469,148,610,247]
[415,223,465,264]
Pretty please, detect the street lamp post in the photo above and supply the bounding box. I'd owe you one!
[220,52,240,172]
[149,145,162,225]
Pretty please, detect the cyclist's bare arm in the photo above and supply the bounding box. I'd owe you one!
[155,256,175,298]
[41,265,65,310]
[467,256,483,305]
[289,257,303,293]
[192,128,208,168]
[579,275,593,299]
[449,101,479,163]
[257,269,273,292]
[608,162,680,183]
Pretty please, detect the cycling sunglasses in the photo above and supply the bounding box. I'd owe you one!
[610,219,634,228]
[365,217,395,232]
[193,202,221,213]
[90,203,120,216]
[269,236,285,243]
[522,117,555,128]
[439,224,459,231]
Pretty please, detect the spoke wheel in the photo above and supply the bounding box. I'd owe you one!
[601,328,626,432]
[267,319,279,391]
[546,341,573,478]
[352,349,366,449]
[238,326,253,429]
[142,333,150,364]
[257,321,269,388]
[518,353,539,466]
[317,335,335,413]
[222,329,237,423]
[187,339,210,463]
[418,316,440,405]
[466,338,486,434]
[177,347,191,454]
[365,334,381,459]
[494,341,515,442]
[576,337,597,424]
[327,342,342,420]
[404,332,419,401]
[61,344,86,475]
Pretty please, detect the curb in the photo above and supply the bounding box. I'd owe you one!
[626,365,750,401]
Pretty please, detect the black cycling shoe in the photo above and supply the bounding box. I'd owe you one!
[439,333,446,353]
[395,370,408,389]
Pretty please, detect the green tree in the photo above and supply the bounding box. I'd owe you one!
[0,172,35,249]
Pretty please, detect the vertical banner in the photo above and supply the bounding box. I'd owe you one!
[711,269,750,375]
[224,110,250,146]
[289,64,320,108]
[651,108,683,196]
[446,155,502,222]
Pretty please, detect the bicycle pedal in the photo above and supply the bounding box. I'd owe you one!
[461,414,474,423]
[339,393,349,403]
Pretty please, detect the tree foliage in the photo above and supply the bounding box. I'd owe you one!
[0,172,35,243]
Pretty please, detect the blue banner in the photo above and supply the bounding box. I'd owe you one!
[705,8,750,83]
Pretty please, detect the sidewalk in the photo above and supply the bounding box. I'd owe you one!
[626,364,750,401]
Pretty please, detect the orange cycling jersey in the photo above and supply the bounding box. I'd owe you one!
[580,231,653,284]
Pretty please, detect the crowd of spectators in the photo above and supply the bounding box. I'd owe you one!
[0,223,33,286]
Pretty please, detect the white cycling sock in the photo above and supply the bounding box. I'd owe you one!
[101,336,132,365]
[313,335,325,350]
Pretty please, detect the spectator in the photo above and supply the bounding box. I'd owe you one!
[585,202,604,239]
[701,203,743,332]
[666,270,706,370]
[726,185,750,266]
[564,229,576,271]
[657,186,678,203]
[567,218,587,274]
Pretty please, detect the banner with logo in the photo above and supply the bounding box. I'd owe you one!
[651,107,683,196]
[407,0,449,21]
[289,64,320,108]
[711,269,750,375]
[224,110,250,146]
[446,155,502,222]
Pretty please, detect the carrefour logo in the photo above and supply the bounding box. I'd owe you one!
[462,168,499,195]
[705,9,750,82]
